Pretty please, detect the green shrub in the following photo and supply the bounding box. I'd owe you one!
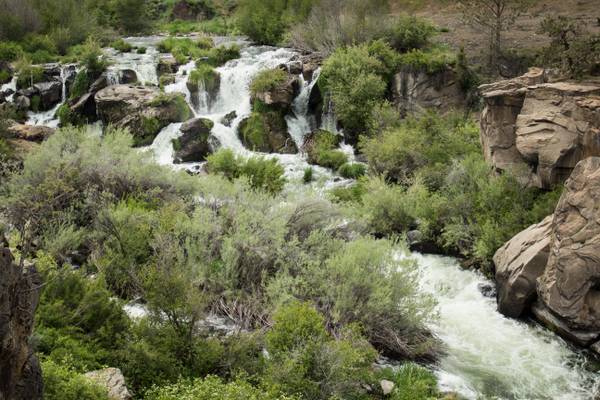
[65,38,108,78]
[112,0,151,34]
[319,44,387,141]
[16,61,44,89]
[383,15,437,52]
[207,149,286,194]
[189,64,219,92]
[0,70,11,84]
[158,37,213,62]
[22,33,58,55]
[237,111,287,153]
[0,42,23,61]
[329,181,367,204]
[111,39,133,53]
[338,163,366,179]
[202,44,240,66]
[302,167,313,183]
[161,18,233,35]
[397,47,456,74]
[136,46,147,54]
[145,375,295,400]
[263,302,377,400]
[378,363,440,400]
[250,68,288,96]
[307,130,348,170]
[42,359,109,400]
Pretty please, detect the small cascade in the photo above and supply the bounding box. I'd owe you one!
[1,76,17,102]
[321,97,338,134]
[148,123,183,165]
[105,39,160,85]
[25,64,73,127]
[285,69,320,148]
[165,61,196,112]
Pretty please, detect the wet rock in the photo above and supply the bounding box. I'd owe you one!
[221,110,237,127]
[33,80,62,110]
[537,157,600,337]
[532,301,600,346]
[478,283,497,298]
[13,95,30,111]
[40,62,62,79]
[0,245,43,400]
[119,69,138,84]
[493,215,553,318]
[173,117,217,163]
[238,111,298,154]
[158,54,179,75]
[300,53,323,82]
[6,123,55,142]
[287,60,303,75]
[251,73,299,109]
[95,85,192,146]
[85,368,132,400]
[392,65,466,116]
[480,68,600,189]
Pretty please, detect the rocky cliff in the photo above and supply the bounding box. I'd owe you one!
[494,157,600,350]
[480,68,600,189]
[0,243,43,400]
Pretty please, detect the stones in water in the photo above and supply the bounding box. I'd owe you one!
[238,111,298,154]
[172,117,219,163]
[480,68,600,189]
[493,215,553,318]
[0,243,43,400]
[221,110,237,127]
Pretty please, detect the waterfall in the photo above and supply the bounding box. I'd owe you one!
[24,65,74,127]
[105,39,160,85]
[1,76,17,103]
[285,69,320,148]
[411,252,599,400]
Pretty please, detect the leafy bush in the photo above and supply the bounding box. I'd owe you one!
[42,359,109,400]
[379,363,440,400]
[189,64,219,92]
[112,0,151,34]
[202,44,241,67]
[250,68,288,95]
[319,44,387,141]
[397,47,456,74]
[15,60,44,89]
[236,0,315,45]
[207,149,286,194]
[302,167,313,183]
[0,41,23,61]
[111,39,133,53]
[136,46,147,54]
[306,130,347,170]
[383,15,437,52]
[145,376,295,400]
[338,162,366,179]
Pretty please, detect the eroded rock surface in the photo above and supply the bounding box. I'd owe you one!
[85,368,132,400]
[480,68,600,189]
[494,215,553,318]
[173,117,219,163]
[537,157,600,341]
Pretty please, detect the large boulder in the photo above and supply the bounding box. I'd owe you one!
[480,68,600,189]
[536,157,600,344]
[173,118,219,163]
[0,245,43,400]
[238,111,297,154]
[84,368,132,400]
[158,55,179,75]
[6,122,55,142]
[33,80,63,110]
[493,215,553,318]
[392,66,467,116]
[95,85,193,146]
[252,74,299,110]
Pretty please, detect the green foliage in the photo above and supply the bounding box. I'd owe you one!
[137,46,147,54]
[538,16,600,78]
[189,64,219,92]
[338,163,366,179]
[112,0,151,34]
[302,167,313,183]
[65,38,108,78]
[236,0,316,45]
[320,44,388,140]
[329,181,367,204]
[263,302,377,400]
[201,44,241,67]
[250,68,288,96]
[207,149,286,194]
[307,130,347,170]
[158,37,223,64]
[379,363,440,400]
[0,42,23,62]
[384,15,437,52]
[148,93,191,121]
[111,39,133,52]
[360,112,480,186]
[160,17,234,35]
[69,70,91,100]
[145,375,295,400]
[15,61,44,89]
[397,47,456,74]
[42,359,109,400]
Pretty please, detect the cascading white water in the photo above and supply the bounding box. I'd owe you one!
[1,76,17,102]
[105,37,160,85]
[25,65,74,127]
[285,70,319,147]
[411,253,599,400]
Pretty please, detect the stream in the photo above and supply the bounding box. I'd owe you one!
[18,36,600,400]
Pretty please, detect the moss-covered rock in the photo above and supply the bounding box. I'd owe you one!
[95,85,193,146]
[238,111,297,154]
[172,117,219,163]
[303,129,347,170]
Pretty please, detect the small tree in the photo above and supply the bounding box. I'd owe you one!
[457,0,534,72]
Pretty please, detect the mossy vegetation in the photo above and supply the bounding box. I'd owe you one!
[249,68,288,96]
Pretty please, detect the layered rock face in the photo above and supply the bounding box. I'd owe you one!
[95,85,192,146]
[480,68,600,189]
[495,157,600,348]
[536,157,600,343]
[392,66,466,116]
[0,244,43,400]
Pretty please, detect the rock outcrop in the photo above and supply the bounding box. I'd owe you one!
[238,111,298,154]
[95,85,193,146]
[495,157,600,348]
[251,73,299,110]
[173,117,219,163]
[480,68,600,189]
[6,122,55,142]
[392,66,466,116]
[493,215,553,318]
[536,157,600,343]
[0,244,43,400]
[85,368,132,400]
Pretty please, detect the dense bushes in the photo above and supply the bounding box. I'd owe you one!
[249,68,288,96]
[42,360,109,400]
[306,130,348,170]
